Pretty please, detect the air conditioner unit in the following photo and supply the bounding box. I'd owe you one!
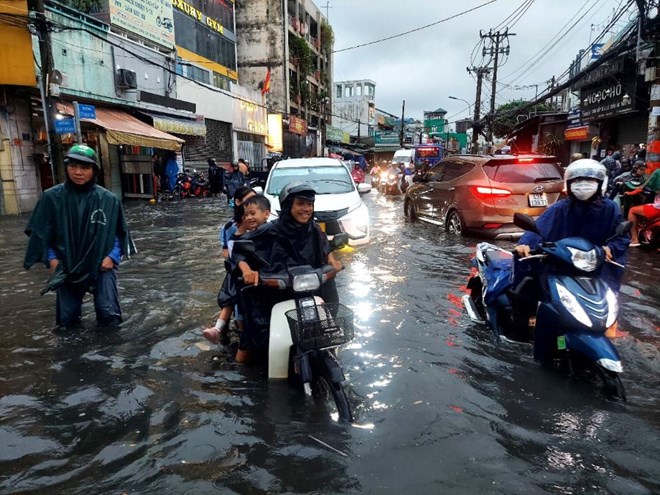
[50,69,68,86]
[116,68,138,90]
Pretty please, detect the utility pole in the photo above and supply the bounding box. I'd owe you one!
[467,66,490,153]
[481,29,515,146]
[357,118,361,141]
[33,0,62,183]
[322,0,332,21]
[399,99,405,147]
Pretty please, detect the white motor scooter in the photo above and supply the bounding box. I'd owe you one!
[233,234,355,422]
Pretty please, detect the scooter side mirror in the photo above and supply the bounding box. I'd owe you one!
[513,213,539,234]
[232,240,256,256]
[330,233,349,251]
[609,220,632,240]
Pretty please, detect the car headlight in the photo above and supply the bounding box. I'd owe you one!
[339,203,370,237]
[605,288,618,328]
[567,247,598,272]
[555,282,592,327]
[292,273,320,292]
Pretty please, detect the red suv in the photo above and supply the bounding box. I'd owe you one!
[403,154,564,239]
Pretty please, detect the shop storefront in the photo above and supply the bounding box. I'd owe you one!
[57,103,183,198]
[233,99,268,166]
[572,55,650,158]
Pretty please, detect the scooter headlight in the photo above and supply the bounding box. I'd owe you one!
[292,273,320,292]
[597,358,623,373]
[605,288,618,328]
[555,282,592,328]
[567,247,598,272]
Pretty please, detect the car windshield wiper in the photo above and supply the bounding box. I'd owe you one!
[317,179,354,186]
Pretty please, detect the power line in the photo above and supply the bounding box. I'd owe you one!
[333,0,500,54]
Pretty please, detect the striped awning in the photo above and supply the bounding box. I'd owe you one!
[57,103,184,151]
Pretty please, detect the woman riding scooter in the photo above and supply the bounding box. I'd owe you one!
[515,158,629,292]
[232,182,343,362]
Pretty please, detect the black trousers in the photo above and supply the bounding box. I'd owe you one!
[55,268,121,326]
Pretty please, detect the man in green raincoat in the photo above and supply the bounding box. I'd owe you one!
[23,144,136,328]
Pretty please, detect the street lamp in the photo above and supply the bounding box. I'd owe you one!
[448,95,472,113]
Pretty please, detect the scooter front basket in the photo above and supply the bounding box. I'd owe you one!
[285,303,354,351]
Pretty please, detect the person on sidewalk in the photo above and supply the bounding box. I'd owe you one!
[23,144,136,328]
[207,158,224,197]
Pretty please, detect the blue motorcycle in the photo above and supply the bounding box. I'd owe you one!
[463,213,630,400]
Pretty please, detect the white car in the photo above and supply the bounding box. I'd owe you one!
[262,157,371,246]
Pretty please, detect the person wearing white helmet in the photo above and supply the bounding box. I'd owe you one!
[515,158,630,291]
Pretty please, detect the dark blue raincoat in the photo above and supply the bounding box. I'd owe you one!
[519,196,630,291]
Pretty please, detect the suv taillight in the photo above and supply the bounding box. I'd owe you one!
[470,186,512,200]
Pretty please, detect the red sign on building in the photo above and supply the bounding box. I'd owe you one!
[289,115,308,136]
[564,126,589,141]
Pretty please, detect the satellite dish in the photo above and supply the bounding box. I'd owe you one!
[50,70,63,85]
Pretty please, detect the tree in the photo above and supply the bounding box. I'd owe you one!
[491,99,550,138]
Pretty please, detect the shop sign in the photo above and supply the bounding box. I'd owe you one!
[375,130,400,145]
[564,126,590,141]
[289,115,307,136]
[172,0,224,34]
[572,55,627,90]
[580,79,635,120]
[55,118,75,134]
[268,114,283,152]
[566,106,583,128]
[233,97,267,135]
[107,0,176,49]
[326,125,349,144]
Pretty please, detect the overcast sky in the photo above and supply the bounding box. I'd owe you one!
[327,0,639,127]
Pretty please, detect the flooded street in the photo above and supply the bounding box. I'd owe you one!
[0,191,658,494]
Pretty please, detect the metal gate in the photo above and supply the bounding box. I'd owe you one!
[237,140,265,169]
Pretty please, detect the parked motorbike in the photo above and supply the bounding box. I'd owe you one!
[233,233,355,422]
[463,213,630,400]
[190,171,210,197]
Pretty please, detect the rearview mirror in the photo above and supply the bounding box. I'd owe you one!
[357,183,372,194]
[616,220,632,236]
[330,233,349,251]
[252,186,264,195]
[513,213,539,234]
[232,240,256,256]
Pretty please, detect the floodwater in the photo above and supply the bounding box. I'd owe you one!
[0,190,658,494]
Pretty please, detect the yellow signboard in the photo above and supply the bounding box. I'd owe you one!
[0,0,35,86]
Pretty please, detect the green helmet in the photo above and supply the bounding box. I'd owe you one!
[65,144,99,168]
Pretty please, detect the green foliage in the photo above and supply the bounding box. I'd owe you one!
[538,133,564,156]
[320,22,334,54]
[289,35,314,78]
[492,99,551,138]
[59,0,102,13]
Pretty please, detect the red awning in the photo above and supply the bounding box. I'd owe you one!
[57,103,184,151]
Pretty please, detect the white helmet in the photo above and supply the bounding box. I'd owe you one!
[564,158,608,196]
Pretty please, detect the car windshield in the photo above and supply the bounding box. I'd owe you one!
[267,166,355,196]
[484,162,563,183]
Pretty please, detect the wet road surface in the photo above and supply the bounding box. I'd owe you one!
[0,190,658,494]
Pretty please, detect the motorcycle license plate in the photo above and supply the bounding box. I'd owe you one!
[528,193,548,207]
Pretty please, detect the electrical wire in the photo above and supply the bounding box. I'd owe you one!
[333,0,500,54]
[501,0,597,83]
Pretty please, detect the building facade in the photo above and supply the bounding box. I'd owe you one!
[235,0,332,158]
[333,79,376,141]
